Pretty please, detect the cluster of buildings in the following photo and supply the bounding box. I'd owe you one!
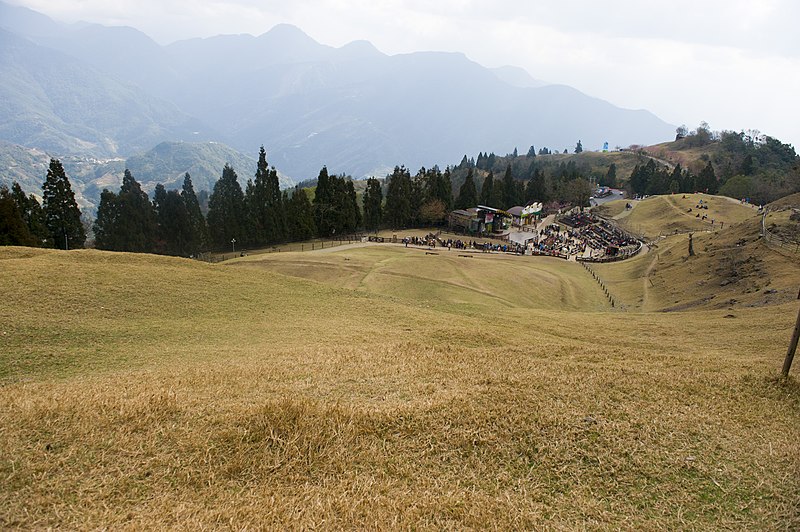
[449,202,544,238]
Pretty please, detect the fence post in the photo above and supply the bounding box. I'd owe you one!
[782,288,800,377]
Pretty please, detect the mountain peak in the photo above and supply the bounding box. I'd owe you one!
[260,23,314,43]
[338,39,383,59]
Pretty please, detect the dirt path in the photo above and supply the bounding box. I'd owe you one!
[642,252,659,309]
[613,200,639,220]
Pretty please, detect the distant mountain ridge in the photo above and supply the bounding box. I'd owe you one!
[0,141,290,214]
[0,0,675,186]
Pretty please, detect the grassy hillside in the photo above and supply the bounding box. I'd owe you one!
[233,244,609,313]
[597,193,760,239]
[2,199,800,528]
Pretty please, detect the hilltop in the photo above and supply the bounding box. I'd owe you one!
[1,192,799,528]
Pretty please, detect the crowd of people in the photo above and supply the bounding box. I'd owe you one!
[397,211,640,261]
[528,224,580,258]
[526,212,639,259]
[402,233,525,254]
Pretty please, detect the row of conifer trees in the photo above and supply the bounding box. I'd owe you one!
[3,148,590,255]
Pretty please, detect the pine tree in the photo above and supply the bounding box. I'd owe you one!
[384,166,412,229]
[502,165,518,208]
[479,171,495,206]
[410,171,425,227]
[289,186,317,241]
[287,187,315,241]
[118,169,157,253]
[491,175,504,210]
[574,140,583,153]
[603,163,617,188]
[669,165,683,193]
[264,148,285,243]
[41,159,85,249]
[243,178,260,246]
[697,162,718,194]
[153,184,192,256]
[348,179,361,231]
[10,182,50,246]
[93,189,120,251]
[525,168,547,203]
[0,186,37,246]
[362,177,383,231]
[526,145,536,158]
[207,164,245,250]
[313,166,334,237]
[455,169,478,210]
[181,173,207,254]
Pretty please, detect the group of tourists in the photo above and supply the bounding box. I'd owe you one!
[402,233,525,255]
[397,209,640,261]
[526,213,638,260]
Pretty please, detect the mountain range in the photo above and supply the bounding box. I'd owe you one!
[0,0,675,206]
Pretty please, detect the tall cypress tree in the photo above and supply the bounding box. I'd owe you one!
[153,184,192,256]
[603,163,618,188]
[346,179,361,231]
[502,164,518,208]
[455,169,478,210]
[10,182,50,246]
[93,189,120,250]
[0,186,37,246]
[207,164,245,250]
[697,162,719,194]
[313,167,335,237]
[117,169,157,253]
[362,177,383,230]
[525,168,547,203]
[287,187,315,241]
[181,173,207,254]
[479,171,494,207]
[410,171,425,227]
[42,159,85,249]
[384,166,412,229]
[248,146,285,245]
[265,151,285,243]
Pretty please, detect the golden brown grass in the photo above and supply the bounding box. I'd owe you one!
[616,194,758,239]
[232,244,609,313]
[1,207,800,529]
[593,198,629,219]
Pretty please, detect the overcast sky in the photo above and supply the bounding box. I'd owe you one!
[10,0,800,147]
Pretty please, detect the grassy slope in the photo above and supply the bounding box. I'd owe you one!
[2,197,800,529]
[609,193,759,239]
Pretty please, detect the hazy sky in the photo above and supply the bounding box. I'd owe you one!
[10,0,800,146]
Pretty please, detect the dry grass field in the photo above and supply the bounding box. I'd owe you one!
[604,194,759,239]
[1,194,799,529]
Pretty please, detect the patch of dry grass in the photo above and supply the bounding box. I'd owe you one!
[1,243,799,529]
[617,194,758,239]
[232,245,609,313]
[593,216,799,312]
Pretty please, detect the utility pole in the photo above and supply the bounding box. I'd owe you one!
[231,238,236,254]
[782,287,800,377]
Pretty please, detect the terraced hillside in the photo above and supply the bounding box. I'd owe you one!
[1,195,799,529]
